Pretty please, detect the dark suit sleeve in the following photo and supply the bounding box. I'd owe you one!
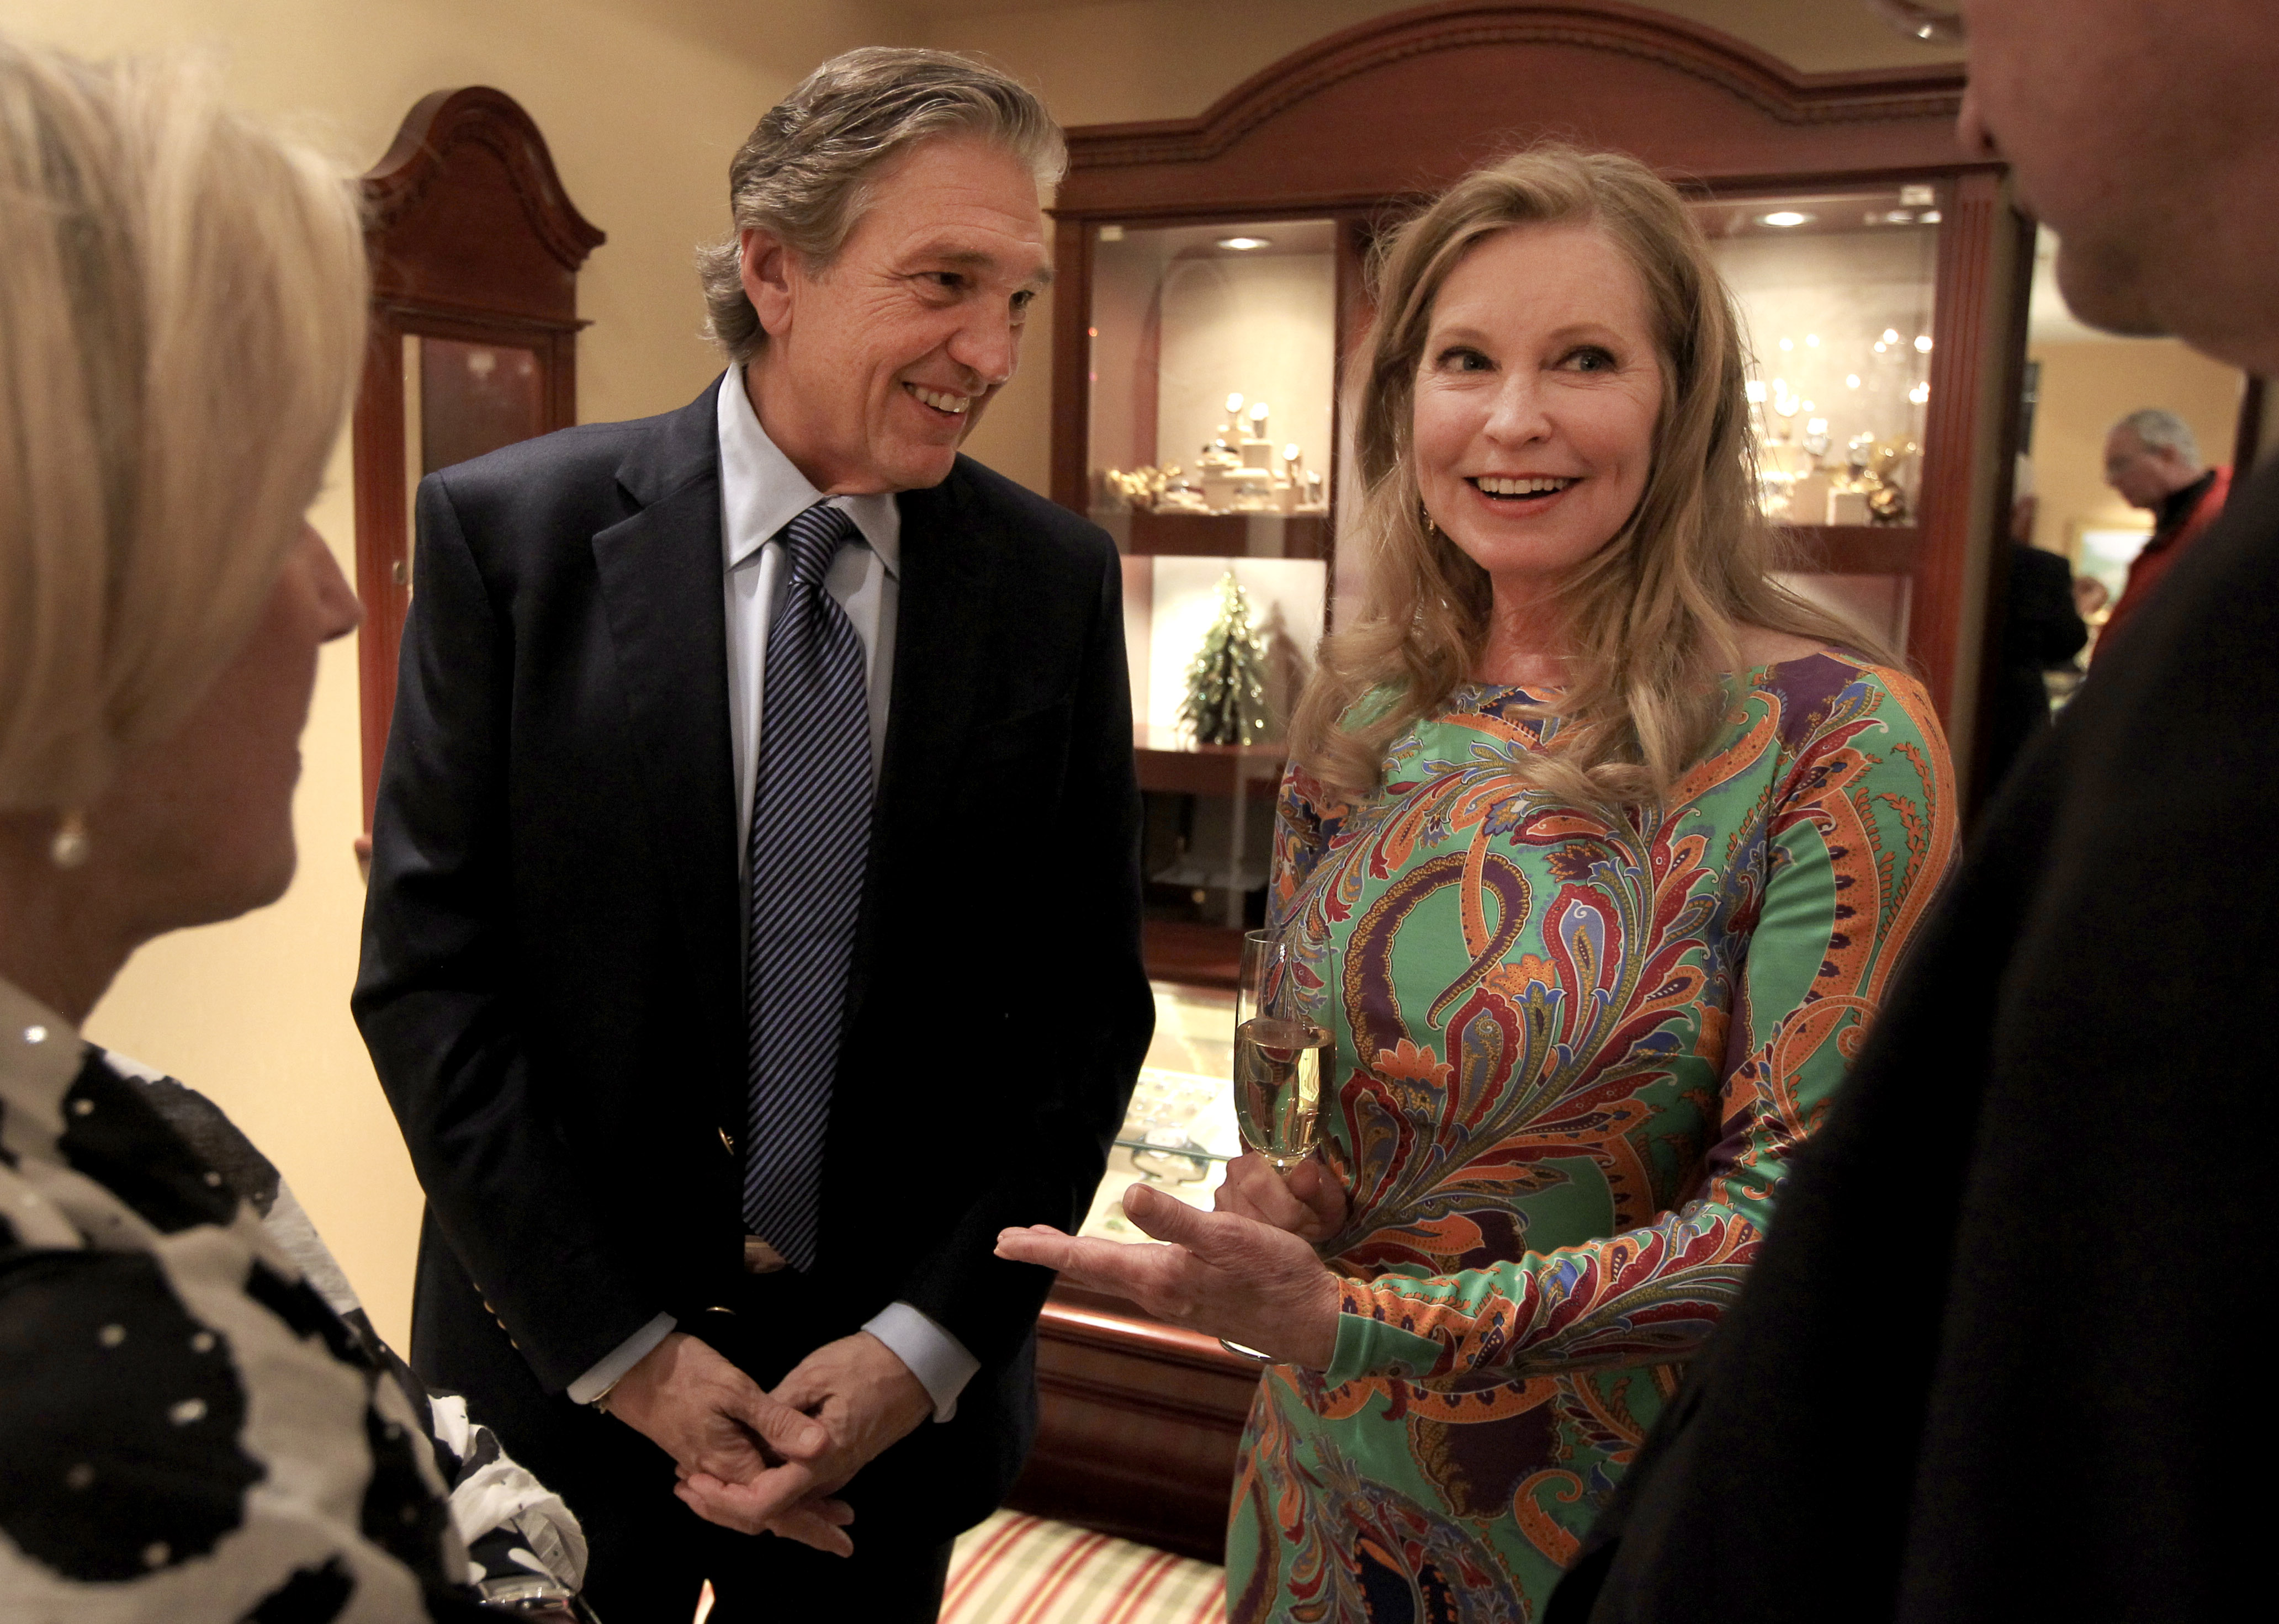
[2011,545,2089,666]
[886,543,1151,1366]
[353,475,656,1393]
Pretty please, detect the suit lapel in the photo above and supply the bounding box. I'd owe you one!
[845,466,993,1016]
[590,384,744,1087]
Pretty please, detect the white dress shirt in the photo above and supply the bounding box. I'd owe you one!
[568,369,978,1420]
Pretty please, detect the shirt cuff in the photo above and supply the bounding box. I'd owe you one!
[862,1302,980,1423]
[567,1313,676,1406]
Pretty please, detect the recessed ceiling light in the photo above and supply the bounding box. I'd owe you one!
[1217,236,1271,251]
[1760,211,1811,229]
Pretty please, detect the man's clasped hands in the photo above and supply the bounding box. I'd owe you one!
[602,1150,1356,1556]
[603,1326,933,1556]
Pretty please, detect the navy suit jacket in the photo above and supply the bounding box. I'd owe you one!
[353,381,1151,1533]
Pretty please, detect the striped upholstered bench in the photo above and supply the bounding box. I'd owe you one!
[941,1511,1228,1624]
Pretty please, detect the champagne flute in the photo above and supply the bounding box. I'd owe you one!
[1221,928,1333,1362]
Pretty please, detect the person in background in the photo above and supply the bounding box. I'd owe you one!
[1984,455,2087,789]
[2096,405,2228,651]
[997,144,1955,1620]
[354,46,1149,1624]
[0,36,498,1620]
[1547,0,2279,1617]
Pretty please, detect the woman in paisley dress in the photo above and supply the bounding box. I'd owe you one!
[1000,144,1956,1621]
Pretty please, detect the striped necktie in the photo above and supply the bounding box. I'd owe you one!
[741,501,871,1272]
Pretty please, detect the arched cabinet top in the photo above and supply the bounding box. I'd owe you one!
[1053,0,1976,217]
[363,86,606,326]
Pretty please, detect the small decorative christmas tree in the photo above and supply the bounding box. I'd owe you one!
[1179,571,1271,745]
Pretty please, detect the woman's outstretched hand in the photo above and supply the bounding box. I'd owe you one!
[995,1182,1342,1370]
[1214,1151,1348,1242]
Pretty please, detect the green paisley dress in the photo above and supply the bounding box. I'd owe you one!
[1227,653,1954,1622]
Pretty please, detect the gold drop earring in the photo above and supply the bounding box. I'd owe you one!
[49,810,90,870]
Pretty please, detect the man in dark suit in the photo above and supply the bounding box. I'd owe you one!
[1549,1,2278,1617]
[354,49,1151,1624]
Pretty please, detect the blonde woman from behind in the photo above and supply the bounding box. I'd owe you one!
[0,37,497,1622]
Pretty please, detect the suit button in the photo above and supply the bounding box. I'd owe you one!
[718,1127,738,1156]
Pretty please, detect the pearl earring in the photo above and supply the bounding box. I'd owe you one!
[49,810,90,869]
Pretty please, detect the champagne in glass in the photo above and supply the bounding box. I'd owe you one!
[1218,930,1333,1366]
[1233,1012,1329,1169]
[1234,930,1331,1168]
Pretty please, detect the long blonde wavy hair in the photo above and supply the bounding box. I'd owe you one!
[1289,145,1889,808]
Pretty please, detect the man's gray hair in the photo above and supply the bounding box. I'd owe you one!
[2113,407,2201,466]
[697,48,1064,363]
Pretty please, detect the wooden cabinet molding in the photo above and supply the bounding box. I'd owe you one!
[1053,0,1970,216]
[352,88,603,824]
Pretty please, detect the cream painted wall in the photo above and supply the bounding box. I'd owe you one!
[0,0,1958,1354]
[0,0,918,1352]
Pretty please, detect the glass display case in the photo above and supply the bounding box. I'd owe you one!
[1088,219,1336,538]
[1076,188,1952,733]
[1700,183,1947,650]
[1702,185,1941,529]
[1088,216,1336,747]
[1079,217,1342,938]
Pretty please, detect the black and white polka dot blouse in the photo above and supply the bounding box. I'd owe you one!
[1,978,491,1622]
